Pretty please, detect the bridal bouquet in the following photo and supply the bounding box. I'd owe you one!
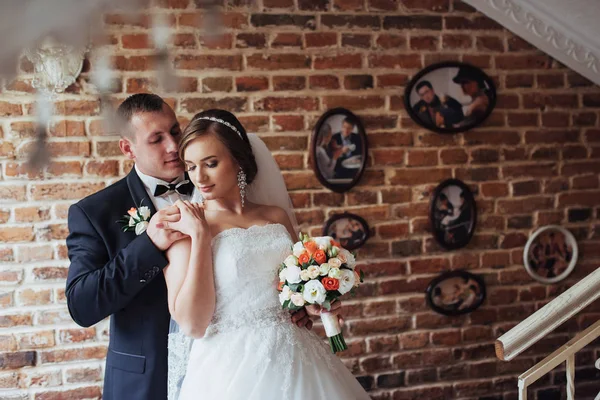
[278,233,363,353]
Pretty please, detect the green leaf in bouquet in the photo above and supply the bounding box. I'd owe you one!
[288,283,304,292]
[289,303,303,311]
[322,299,331,311]
[359,269,365,283]
[326,291,340,301]
[282,299,291,309]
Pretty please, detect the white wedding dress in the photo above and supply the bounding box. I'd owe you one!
[177,223,371,400]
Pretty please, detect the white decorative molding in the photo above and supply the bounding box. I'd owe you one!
[463,0,600,86]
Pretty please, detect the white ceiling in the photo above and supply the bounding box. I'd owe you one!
[463,0,600,86]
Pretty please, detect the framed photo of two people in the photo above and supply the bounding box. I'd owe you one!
[405,62,497,134]
[311,108,368,193]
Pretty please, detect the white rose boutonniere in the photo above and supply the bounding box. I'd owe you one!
[118,202,152,235]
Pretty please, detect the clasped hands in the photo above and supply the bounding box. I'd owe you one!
[146,200,207,251]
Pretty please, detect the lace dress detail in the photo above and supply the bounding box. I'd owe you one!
[177,223,370,400]
[167,328,192,400]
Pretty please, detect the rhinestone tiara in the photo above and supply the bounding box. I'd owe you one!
[197,116,242,139]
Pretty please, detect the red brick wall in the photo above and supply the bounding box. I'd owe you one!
[1,0,600,398]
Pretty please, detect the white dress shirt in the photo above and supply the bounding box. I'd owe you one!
[135,165,194,211]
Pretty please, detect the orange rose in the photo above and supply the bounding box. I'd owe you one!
[330,240,341,248]
[304,241,317,255]
[314,249,327,265]
[321,277,339,291]
[127,207,137,217]
[277,281,285,291]
[298,252,310,265]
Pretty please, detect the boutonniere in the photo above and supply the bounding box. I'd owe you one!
[118,202,152,235]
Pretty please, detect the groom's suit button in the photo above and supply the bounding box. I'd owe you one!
[152,266,160,273]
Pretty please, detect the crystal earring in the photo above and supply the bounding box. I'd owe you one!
[237,167,247,208]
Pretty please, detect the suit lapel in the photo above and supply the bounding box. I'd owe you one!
[126,167,158,216]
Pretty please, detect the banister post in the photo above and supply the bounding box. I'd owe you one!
[566,354,575,400]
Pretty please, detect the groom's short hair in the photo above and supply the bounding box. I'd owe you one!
[117,93,166,139]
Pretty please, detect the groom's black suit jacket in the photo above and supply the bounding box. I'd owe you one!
[66,168,171,400]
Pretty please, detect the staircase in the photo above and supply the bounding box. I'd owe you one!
[463,0,600,86]
[494,267,600,399]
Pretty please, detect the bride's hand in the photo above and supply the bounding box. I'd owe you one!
[291,300,344,330]
[157,200,208,238]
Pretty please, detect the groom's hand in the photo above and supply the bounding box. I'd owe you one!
[147,206,185,251]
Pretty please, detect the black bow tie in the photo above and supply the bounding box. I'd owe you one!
[153,180,195,197]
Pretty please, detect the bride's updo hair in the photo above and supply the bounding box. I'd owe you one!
[179,109,258,185]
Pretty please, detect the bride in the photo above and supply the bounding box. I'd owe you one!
[158,109,371,400]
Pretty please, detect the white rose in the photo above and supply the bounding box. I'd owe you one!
[337,249,356,268]
[292,242,305,257]
[279,286,292,305]
[338,269,355,295]
[135,221,149,235]
[319,263,331,276]
[284,255,298,268]
[138,206,151,220]
[279,268,287,282]
[300,270,311,281]
[128,216,136,227]
[345,252,356,269]
[314,236,333,250]
[328,258,342,268]
[302,279,326,305]
[307,265,320,279]
[291,293,305,307]
[285,265,302,284]
[328,267,341,279]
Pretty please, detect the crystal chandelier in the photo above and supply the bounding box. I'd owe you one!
[24,36,88,98]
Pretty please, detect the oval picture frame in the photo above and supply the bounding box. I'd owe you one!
[430,179,477,250]
[322,212,369,251]
[523,225,578,284]
[311,108,369,193]
[426,270,486,316]
[404,61,497,134]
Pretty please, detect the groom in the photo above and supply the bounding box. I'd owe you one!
[65,93,315,400]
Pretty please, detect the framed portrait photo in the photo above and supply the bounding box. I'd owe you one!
[323,213,369,251]
[426,270,486,316]
[311,108,368,193]
[405,61,496,134]
[430,179,477,250]
[523,225,578,284]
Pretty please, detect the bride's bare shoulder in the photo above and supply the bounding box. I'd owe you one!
[253,204,287,223]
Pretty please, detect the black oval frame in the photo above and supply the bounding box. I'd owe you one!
[404,61,497,134]
[311,108,369,193]
[425,270,486,316]
[429,178,477,250]
[322,212,370,251]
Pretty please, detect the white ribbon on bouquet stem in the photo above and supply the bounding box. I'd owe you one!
[320,312,342,337]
